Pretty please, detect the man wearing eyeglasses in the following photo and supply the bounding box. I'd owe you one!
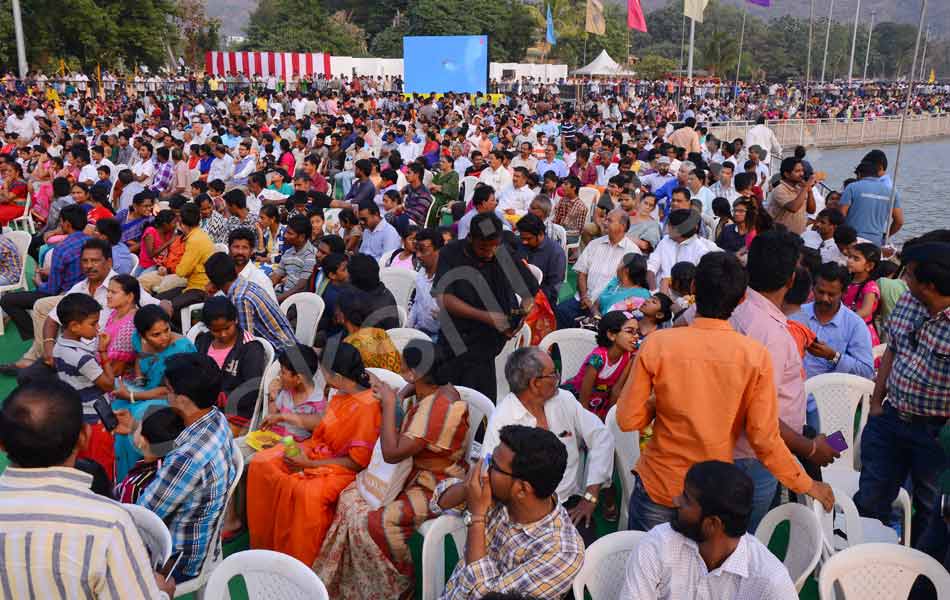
[855,235,950,555]
[430,425,584,600]
[480,347,614,547]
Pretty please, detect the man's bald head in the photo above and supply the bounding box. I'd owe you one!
[0,381,83,468]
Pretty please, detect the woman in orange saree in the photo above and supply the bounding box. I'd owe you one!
[247,342,381,565]
[315,339,469,600]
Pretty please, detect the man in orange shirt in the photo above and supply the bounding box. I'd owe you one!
[667,117,701,156]
[617,252,834,531]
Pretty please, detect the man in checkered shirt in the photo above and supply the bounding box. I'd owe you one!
[855,234,950,551]
[431,425,583,600]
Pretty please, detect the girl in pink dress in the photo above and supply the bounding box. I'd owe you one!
[564,311,639,421]
[844,243,882,346]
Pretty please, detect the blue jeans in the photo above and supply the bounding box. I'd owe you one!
[555,297,586,329]
[734,458,779,533]
[854,403,947,548]
[335,171,354,196]
[627,474,676,532]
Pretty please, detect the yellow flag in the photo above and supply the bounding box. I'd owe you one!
[928,69,936,84]
[59,59,66,76]
[585,0,606,35]
[684,0,709,23]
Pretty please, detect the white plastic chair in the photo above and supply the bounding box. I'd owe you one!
[246,360,282,433]
[755,503,823,592]
[186,322,209,344]
[9,192,35,233]
[0,230,31,336]
[279,292,325,346]
[174,439,245,599]
[420,515,467,600]
[366,367,407,393]
[578,186,599,222]
[204,549,329,600]
[818,543,950,600]
[813,487,899,560]
[396,305,407,327]
[213,242,228,254]
[123,503,172,566]
[180,303,204,334]
[572,530,647,600]
[385,327,432,354]
[379,266,417,310]
[494,324,531,401]
[806,373,873,471]
[527,263,543,284]
[461,175,479,205]
[128,252,139,275]
[538,328,598,385]
[871,343,887,361]
[605,405,640,530]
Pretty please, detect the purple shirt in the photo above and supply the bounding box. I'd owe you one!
[730,288,806,460]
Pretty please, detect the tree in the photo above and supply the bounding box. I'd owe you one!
[177,0,221,68]
[636,54,678,80]
[243,0,366,55]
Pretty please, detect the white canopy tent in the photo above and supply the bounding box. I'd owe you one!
[572,50,635,77]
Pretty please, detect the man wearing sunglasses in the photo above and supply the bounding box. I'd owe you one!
[431,425,584,600]
[856,234,950,556]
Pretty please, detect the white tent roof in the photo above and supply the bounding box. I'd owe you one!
[572,50,635,76]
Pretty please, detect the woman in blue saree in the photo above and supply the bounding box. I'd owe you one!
[112,304,196,480]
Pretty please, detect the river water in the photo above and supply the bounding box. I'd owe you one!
[804,138,950,243]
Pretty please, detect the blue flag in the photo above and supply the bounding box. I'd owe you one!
[546,4,557,45]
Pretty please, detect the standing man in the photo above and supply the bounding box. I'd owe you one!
[617,252,834,531]
[855,237,950,548]
[767,157,815,236]
[744,115,783,166]
[406,228,443,340]
[516,214,566,307]
[433,212,538,401]
[840,160,904,246]
[667,117,701,155]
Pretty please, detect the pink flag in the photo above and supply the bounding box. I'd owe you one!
[627,0,647,32]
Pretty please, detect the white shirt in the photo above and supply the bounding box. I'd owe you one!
[50,271,159,330]
[710,181,741,204]
[744,124,783,165]
[240,261,277,302]
[574,235,641,302]
[647,235,721,286]
[208,154,235,183]
[620,523,798,600]
[77,164,99,185]
[482,389,614,501]
[131,159,154,185]
[690,186,717,215]
[497,184,534,214]
[478,165,512,192]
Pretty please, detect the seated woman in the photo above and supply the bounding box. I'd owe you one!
[112,305,196,481]
[247,342,381,565]
[102,274,142,377]
[0,161,28,226]
[336,287,402,372]
[315,339,469,599]
[592,253,652,317]
[193,296,268,435]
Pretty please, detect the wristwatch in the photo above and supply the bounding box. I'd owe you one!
[583,492,599,505]
[831,351,841,366]
[463,510,486,527]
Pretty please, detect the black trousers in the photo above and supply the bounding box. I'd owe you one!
[0,290,52,340]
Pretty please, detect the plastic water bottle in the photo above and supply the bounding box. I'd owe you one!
[282,436,300,458]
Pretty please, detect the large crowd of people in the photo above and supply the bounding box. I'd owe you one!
[0,75,948,600]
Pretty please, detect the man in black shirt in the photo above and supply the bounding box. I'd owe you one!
[433,212,539,401]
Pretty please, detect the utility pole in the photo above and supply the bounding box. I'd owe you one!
[919,25,930,81]
[11,0,27,78]
[820,0,834,84]
[687,17,696,83]
[862,10,875,81]
[847,0,861,84]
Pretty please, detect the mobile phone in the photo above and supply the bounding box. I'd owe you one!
[825,430,848,453]
[482,452,491,475]
[93,397,119,432]
[157,550,183,582]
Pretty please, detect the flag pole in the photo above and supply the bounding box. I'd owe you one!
[677,12,686,108]
[862,10,875,81]
[847,0,861,84]
[883,0,927,247]
[918,25,929,81]
[735,6,747,100]
[820,0,834,84]
[687,17,696,84]
[803,0,815,145]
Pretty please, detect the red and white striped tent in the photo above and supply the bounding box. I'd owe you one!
[204,51,331,80]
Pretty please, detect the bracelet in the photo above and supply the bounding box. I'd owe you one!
[43,337,56,344]
[807,439,817,459]
[129,389,135,403]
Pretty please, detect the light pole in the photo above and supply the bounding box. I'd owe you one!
[862,10,875,81]
[847,0,861,84]
[820,0,834,84]
[11,0,27,78]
